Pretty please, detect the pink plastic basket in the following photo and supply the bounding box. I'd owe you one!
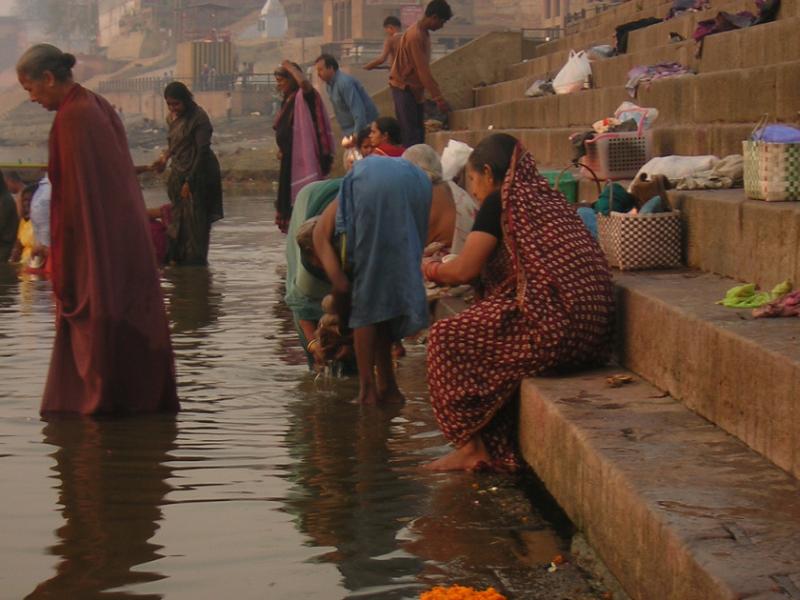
[581,129,654,180]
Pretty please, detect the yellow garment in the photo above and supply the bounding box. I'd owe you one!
[16,218,35,264]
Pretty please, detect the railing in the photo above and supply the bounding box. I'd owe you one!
[321,38,452,65]
[98,73,277,94]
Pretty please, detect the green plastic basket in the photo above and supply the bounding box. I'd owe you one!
[542,170,578,203]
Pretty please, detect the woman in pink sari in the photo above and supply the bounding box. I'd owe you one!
[17,44,178,415]
[273,61,334,233]
[423,134,614,471]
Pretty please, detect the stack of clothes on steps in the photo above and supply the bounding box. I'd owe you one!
[626,63,694,98]
[630,154,744,190]
[693,0,781,56]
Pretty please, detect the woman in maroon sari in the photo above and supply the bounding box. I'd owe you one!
[273,60,334,233]
[423,134,614,471]
[17,44,178,415]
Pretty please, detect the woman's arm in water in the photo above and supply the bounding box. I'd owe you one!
[426,230,498,286]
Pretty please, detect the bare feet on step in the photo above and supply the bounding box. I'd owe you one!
[424,436,491,471]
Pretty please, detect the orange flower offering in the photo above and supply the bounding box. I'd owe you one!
[420,585,507,600]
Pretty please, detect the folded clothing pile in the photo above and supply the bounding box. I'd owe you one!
[625,63,694,98]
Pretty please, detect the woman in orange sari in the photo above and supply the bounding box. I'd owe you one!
[17,44,178,415]
[423,134,614,471]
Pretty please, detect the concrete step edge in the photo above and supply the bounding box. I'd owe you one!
[519,366,800,600]
[614,269,800,477]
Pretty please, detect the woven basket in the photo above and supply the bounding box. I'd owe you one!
[743,140,800,201]
[581,130,654,181]
[597,210,682,270]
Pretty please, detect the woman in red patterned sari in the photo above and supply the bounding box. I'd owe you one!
[423,134,614,471]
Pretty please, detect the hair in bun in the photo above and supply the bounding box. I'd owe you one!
[16,44,76,82]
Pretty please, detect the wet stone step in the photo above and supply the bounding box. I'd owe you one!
[519,367,800,600]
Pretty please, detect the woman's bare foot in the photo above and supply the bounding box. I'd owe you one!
[356,383,380,405]
[378,383,406,404]
[424,437,491,471]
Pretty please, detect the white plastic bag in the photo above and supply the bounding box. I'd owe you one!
[441,139,473,182]
[553,50,592,95]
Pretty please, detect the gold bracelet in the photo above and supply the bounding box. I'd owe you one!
[307,338,320,353]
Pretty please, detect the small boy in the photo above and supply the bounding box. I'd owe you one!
[364,16,402,71]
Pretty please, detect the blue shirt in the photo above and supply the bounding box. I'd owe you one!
[325,71,379,136]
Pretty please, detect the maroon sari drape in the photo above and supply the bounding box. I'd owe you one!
[427,146,614,470]
[42,84,178,415]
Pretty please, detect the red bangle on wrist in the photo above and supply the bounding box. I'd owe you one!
[426,260,443,283]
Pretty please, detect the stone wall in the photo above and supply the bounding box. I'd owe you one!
[371,31,524,116]
[103,89,271,122]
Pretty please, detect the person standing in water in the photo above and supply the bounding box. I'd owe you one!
[16,44,178,415]
[151,81,223,265]
[273,60,334,233]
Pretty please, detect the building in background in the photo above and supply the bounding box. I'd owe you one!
[281,0,323,37]
[541,0,627,30]
[172,1,263,41]
[259,0,288,37]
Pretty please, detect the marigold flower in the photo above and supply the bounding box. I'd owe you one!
[420,584,507,600]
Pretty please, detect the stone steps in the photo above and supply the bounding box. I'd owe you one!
[485,15,800,108]
[615,269,800,477]
[528,0,798,62]
[519,366,800,600]
[668,189,800,287]
[457,58,800,131]
[529,0,674,59]
[428,123,754,168]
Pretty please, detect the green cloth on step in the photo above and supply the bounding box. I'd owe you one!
[717,280,793,308]
[593,183,637,216]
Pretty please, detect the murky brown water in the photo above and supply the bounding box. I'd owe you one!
[0,193,602,599]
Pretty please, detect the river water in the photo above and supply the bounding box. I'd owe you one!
[0,193,602,600]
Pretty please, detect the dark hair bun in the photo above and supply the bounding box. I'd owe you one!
[63,53,76,69]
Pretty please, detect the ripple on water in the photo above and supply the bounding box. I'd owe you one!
[0,195,598,600]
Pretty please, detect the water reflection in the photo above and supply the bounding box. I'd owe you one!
[0,263,19,313]
[27,417,177,600]
[284,378,429,598]
[0,195,597,599]
[162,266,222,335]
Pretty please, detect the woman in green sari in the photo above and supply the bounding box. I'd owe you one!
[152,81,223,265]
[284,178,342,367]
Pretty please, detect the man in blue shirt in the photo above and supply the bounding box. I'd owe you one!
[315,54,379,140]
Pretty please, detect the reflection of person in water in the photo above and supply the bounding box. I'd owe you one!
[28,417,177,599]
[161,267,222,335]
[282,383,426,592]
[0,262,19,312]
